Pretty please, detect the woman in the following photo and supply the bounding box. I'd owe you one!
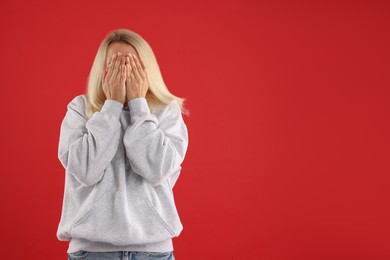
[56,28,189,260]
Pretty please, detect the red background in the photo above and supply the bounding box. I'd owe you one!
[1,0,389,259]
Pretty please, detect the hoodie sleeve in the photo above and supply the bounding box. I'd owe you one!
[58,95,124,187]
[123,97,189,187]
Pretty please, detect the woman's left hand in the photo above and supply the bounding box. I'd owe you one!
[125,53,149,101]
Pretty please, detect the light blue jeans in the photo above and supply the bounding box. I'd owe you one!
[67,250,175,260]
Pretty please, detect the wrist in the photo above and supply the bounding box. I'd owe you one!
[127,96,144,102]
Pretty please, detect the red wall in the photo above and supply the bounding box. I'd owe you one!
[0,0,389,259]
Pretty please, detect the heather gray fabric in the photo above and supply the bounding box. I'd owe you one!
[56,95,189,254]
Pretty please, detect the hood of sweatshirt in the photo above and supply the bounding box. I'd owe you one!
[56,94,189,253]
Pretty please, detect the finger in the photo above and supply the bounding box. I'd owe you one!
[130,55,141,81]
[113,53,122,79]
[107,53,117,81]
[125,56,132,80]
[133,54,147,76]
[130,69,136,82]
[133,55,143,72]
[120,64,126,84]
[116,56,125,81]
[126,63,132,79]
[129,55,136,82]
[103,67,110,84]
[133,55,146,78]
[108,53,119,79]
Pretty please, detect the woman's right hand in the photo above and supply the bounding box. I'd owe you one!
[102,52,126,104]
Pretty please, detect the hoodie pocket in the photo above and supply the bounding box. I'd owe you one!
[142,179,183,237]
[69,191,173,246]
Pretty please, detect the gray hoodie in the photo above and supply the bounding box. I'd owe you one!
[56,94,189,253]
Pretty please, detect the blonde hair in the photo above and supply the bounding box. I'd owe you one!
[84,28,189,119]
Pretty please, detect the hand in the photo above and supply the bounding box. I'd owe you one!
[102,52,126,104]
[125,53,149,102]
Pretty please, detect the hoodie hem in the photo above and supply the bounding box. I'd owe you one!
[68,237,173,254]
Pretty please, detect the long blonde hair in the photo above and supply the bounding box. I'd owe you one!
[84,28,189,119]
